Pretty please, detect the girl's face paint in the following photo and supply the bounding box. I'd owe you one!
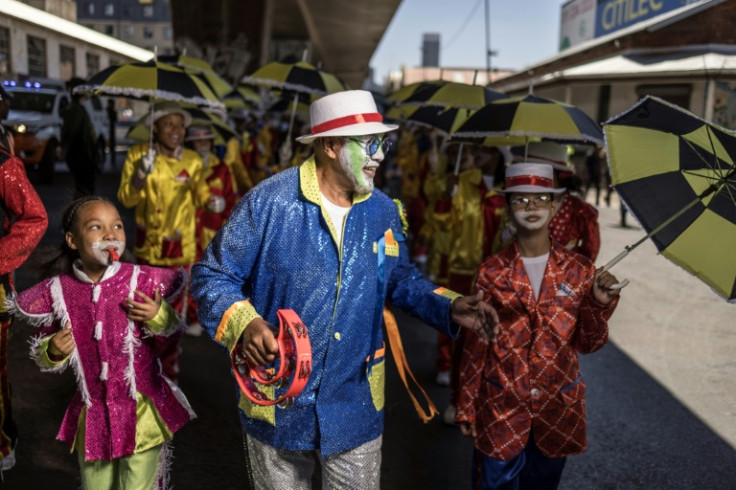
[91,240,125,265]
[512,209,552,231]
[66,202,126,273]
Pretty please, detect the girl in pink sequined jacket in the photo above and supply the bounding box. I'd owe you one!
[9,196,195,490]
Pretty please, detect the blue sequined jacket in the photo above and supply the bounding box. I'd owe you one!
[191,156,460,456]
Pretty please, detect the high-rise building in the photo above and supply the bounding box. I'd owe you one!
[421,33,440,67]
[76,0,174,54]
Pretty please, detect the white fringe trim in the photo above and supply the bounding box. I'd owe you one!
[100,361,108,381]
[161,375,197,420]
[5,294,54,328]
[123,267,142,400]
[94,321,102,340]
[50,277,91,406]
[153,440,174,490]
[92,285,101,303]
[28,335,68,374]
[75,84,225,111]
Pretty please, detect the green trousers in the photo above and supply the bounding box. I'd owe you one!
[78,443,162,490]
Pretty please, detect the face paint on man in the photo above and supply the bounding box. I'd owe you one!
[339,138,380,195]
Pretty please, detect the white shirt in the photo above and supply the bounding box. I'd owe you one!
[321,193,351,249]
[521,252,549,300]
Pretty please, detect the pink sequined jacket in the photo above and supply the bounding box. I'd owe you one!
[11,262,195,461]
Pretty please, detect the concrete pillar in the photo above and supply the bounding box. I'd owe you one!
[260,0,274,66]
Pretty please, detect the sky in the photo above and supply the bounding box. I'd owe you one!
[370,0,566,82]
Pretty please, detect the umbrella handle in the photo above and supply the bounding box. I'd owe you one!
[608,279,630,290]
[602,249,630,290]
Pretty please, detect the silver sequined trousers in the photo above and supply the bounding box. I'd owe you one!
[245,432,382,489]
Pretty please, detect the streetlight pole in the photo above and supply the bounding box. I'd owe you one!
[484,0,499,86]
[485,0,491,82]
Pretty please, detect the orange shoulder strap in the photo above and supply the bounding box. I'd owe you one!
[383,307,438,423]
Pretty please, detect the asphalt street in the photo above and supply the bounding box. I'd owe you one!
[2,159,735,489]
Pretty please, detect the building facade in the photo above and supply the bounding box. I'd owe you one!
[76,0,174,54]
[492,0,736,127]
[1,0,152,81]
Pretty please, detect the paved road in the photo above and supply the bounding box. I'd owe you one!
[3,162,735,489]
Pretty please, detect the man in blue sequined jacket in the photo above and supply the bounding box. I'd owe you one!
[191,90,498,489]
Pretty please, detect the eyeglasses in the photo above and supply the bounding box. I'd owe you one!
[347,136,392,157]
[509,194,553,208]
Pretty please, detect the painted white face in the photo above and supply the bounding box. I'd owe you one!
[91,240,125,266]
[512,209,552,231]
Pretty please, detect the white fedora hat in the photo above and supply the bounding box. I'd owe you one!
[185,124,216,141]
[296,90,397,144]
[523,141,572,172]
[145,100,192,128]
[500,162,566,194]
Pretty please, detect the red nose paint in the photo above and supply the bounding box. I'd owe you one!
[107,248,119,262]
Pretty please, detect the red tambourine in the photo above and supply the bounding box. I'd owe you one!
[232,309,312,407]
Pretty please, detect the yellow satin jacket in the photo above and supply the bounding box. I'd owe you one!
[448,168,505,278]
[118,143,210,266]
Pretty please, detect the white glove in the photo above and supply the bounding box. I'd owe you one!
[207,195,226,213]
[140,148,156,175]
[278,141,293,166]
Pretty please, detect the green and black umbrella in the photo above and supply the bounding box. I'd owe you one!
[603,96,736,301]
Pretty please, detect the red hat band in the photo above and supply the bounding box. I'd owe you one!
[505,175,554,189]
[310,112,383,135]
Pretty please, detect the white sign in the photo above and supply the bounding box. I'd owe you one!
[559,0,597,51]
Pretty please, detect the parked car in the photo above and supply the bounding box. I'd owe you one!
[2,79,109,184]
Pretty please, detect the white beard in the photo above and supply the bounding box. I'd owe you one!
[512,209,551,231]
[338,146,374,195]
[91,240,125,265]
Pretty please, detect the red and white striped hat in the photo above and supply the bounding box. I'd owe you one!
[500,163,566,194]
[296,90,397,144]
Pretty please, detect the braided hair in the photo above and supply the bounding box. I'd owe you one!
[28,195,134,279]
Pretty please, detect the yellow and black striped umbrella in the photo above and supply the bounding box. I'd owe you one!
[394,81,505,110]
[453,94,603,144]
[604,96,736,301]
[157,54,233,99]
[242,58,348,95]
[78,59,223,110]
[223,86,262,110]
[386,80,447,106]
[388,104,474,135]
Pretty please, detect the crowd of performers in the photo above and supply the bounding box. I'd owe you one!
[0,88,620,489]
[381,127,602,424]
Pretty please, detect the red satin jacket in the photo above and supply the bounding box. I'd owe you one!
[456,241,618,460]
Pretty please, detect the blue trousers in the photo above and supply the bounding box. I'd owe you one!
[472,437,567,490]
